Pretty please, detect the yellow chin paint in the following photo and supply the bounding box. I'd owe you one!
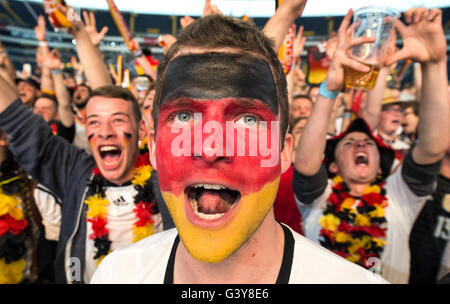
[162,177,280,263]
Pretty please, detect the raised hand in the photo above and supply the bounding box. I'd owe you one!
[293,25,306,63]
[325,9,376,92]
[180,16,195,29]
[83,11,109,46]
[385,8,446,66]
[202,0,223,17]
[43,49,64,71]
[34,15,47,42]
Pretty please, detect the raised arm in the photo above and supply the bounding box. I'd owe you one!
[263,0,307,52]
[129,39,156,81]
[43,49,74,128]
[294,9,375,175]
[0,74,19,112]
[52,4,112,89]
[385,8,448,165]
[34,15,55,94]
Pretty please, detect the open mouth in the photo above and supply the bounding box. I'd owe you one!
[99,145,122,166]
[185,184,241,220]
[354,153,369,166]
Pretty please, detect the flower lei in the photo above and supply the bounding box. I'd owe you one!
[85,141,158,265]
[0,176,28,284]
[319,176,388,269]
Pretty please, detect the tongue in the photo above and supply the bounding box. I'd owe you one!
[197,190,234,214]
[103,152,120,164]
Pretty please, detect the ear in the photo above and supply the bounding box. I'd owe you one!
[329,161,339,174]
[138,119,147,142]
[148,129,158,171]
[281,133,293,174]
[0,136,8,147]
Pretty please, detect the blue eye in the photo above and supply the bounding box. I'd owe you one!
[174,112,193,123]
[235,115,258,127]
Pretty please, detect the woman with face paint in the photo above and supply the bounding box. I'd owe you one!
[90,6,388,284]
[293,8,448,284]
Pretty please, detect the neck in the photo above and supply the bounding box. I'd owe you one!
[174,210,284,284]
[378,130,396,144]
[344,179,373,197]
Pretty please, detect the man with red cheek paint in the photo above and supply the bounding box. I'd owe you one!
[0,83,172,283]
[91,11,387,284]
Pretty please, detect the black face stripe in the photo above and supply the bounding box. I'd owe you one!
[160,52,278,114]
[124,132,132,139]
[87,133,95,141]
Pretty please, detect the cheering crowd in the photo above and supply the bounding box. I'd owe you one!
[0,0,448,284]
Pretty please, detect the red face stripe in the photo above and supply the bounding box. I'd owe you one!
[155,98,281,197]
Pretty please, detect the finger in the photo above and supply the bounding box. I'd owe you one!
[337,9,353,39]
[340,56,371,72]
[428,8,442,22]
[393,19,408,38]
[90,11,96,27]
[413,7,427,23]
[403,9,413,24]
[83,11,90,26]
[347,36,376,49]
[384,48,410,66]
[296,25,304,42]
[99,26,109,37]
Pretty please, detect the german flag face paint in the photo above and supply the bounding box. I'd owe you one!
[155,52,282,263]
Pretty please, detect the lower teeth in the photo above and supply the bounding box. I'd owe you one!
[189,197,226,220]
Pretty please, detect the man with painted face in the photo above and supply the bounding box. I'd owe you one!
[91,7,387,283]
[293,8,448,284]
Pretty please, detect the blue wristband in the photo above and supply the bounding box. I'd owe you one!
[51,69,62,75]
[319,81,339,100]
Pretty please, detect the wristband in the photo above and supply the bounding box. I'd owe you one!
[133,50,143,58]
[38,41,48,47]
[51,69,62,75]
[342,112,352,119]
[319,81,339,100]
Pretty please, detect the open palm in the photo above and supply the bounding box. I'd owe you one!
[385,8,446,65]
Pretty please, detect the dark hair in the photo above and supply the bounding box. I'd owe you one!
[77,83,92,93]
[403,101,420,116]
[292,94,313,103]
[288,116,308,134]
[35,93,58,108]
[88,86,142,122]
[152,15,289,144]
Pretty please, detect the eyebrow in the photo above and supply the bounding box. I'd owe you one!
[86,112,131,120]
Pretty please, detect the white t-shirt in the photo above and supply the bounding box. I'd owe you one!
[296,165,430,284]
[90,225,388,284]
[84,184,162,283]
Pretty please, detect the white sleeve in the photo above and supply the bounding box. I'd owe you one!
[34,184,62,241]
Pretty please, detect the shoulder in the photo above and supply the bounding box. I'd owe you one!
[90,229,178,284]
[288,228,388,284]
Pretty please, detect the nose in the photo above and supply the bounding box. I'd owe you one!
[355,139,367,148]
[98,121,115,140]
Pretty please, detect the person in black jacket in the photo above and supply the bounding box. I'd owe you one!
[0,84,172,283]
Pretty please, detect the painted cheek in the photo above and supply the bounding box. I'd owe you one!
[87,133,97,147]
[156,118,281,196]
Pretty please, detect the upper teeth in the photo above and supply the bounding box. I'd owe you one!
[100,146,118,152]
[192,184,227,190]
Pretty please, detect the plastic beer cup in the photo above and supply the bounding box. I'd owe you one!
[344,6,399,90]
